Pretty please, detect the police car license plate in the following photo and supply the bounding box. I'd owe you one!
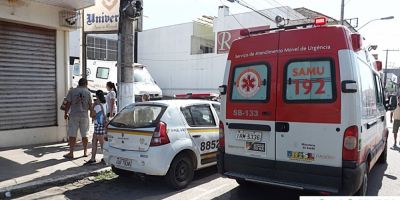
[116,157,132,168]
[236,131,262,142]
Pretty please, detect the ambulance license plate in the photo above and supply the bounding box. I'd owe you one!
[116,157,132,168]
[236,131,262,142]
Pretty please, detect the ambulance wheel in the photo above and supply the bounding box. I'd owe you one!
[378,142,387,164]
[355,163,369,196]
[166,154,194,190]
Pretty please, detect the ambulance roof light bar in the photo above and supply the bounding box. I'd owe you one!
[245,17,327,36]
[314,17,328,26]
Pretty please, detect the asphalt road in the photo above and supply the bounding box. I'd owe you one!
[16,126,400,200]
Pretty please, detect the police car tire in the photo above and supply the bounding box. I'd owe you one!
[378,143,387,164]
[165,154,194,190]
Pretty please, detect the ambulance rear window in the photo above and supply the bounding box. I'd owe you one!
[230,63,269,102]
[284,59,335,102]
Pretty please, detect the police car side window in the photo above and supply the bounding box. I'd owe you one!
[181,105,216,127]
[181,107,195,126]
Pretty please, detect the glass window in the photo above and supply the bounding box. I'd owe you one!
[100,49,106,59]
[212,104,221,118]
[374,75,383,105]
[134,69,155,83]
[108,50,117,61]
[181,105,216,127]
[96,67,109,79]
[231,64,269,101]
[110,105,166,128]
[108,40,117,50]
[359,64,377,117]
[181,107,194,126]
[87,47,95,60]
[73,64,81,76]
[87,36,94,47]
[285,60,334,102]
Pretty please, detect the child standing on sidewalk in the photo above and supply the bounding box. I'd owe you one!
[85,90,107,165]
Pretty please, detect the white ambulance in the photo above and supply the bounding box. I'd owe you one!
[217,18,397,195]
[72,60,163,100]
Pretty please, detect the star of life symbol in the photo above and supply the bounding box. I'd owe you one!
[236,68,261,98]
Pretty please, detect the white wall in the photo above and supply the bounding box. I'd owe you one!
[138,6,305,97]
[0,2,72,147]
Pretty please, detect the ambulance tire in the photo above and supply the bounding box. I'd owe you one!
[378,142,387,164]
[355,162,369,196]
[166,154,194,190]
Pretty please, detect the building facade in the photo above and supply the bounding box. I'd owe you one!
[0,0,94,148]
[137,6,305,96]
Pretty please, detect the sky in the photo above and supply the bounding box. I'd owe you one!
[142,0,400,68]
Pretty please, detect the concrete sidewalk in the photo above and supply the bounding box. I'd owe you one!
[0,142,110,199]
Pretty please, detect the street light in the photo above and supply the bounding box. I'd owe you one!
[357,16,394,31]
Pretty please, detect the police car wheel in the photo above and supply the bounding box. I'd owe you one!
[166,154,194,189]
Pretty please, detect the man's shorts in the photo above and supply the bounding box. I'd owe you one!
[67,117,89,138]
[393,120,400,134]
[94,123,106,135]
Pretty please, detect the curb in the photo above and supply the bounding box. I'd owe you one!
[0,167,111,199]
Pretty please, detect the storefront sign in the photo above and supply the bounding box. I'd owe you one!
[84,0,120,32]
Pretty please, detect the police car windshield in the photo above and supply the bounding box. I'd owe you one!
[110,105,166,128]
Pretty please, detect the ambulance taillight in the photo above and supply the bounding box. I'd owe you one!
[219,121,225,149]
[351,33,362,52]
[342,126,359,161]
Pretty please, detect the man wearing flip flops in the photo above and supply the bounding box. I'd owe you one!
[63,78,93,159]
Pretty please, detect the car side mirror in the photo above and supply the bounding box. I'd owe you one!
[385,95,397,111]
[219,85,227,95]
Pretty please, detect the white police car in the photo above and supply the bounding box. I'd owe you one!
[103,100,220,189]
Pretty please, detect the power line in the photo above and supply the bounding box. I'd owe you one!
[260,0,290,18]
[218,0,246,28]
[235,0,276,22]
[345,0,352,6]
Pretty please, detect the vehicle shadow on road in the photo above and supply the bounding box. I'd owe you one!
[62,166,221,200]
[367,163,391,196]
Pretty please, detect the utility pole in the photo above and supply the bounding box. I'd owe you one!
[81,9,87,79]
[340,0,345,25]
[117,0,143,111]
[383,49,400,88]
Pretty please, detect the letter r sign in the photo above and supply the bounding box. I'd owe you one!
[217,31,232,53]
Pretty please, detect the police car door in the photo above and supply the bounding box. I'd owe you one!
[181,104,219,166]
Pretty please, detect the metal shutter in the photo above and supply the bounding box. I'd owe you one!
[0,21,57,131]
